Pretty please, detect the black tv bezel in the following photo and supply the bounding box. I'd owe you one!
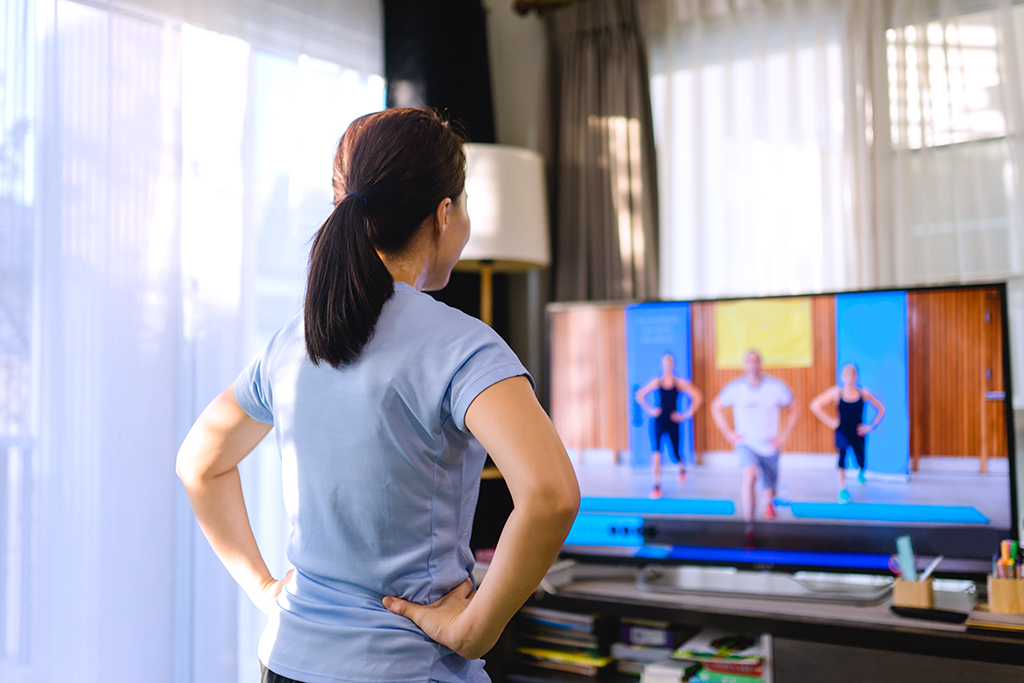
[546,281,1019,577]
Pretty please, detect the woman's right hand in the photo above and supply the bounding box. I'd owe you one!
[257,568,295,615]
[650,406,662,418]
[383,579,485,658]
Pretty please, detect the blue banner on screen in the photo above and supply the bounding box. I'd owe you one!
[625,303,693,469]
[835,292,910,477]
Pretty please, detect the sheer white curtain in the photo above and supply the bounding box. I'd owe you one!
[645,0,1024,404]
[883,0,1024,408]
[645,0,851,300]
[0,2,382,682]
[885,0,1024,284]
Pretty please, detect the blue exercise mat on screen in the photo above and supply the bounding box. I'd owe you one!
[580,497,736,516]
[788,501,989,524]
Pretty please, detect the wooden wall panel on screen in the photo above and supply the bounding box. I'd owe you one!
[691,296,836,456]
[981,288,1007,472]
[549,305,629,455]
[691,301,715,460]
[908,288,992,470]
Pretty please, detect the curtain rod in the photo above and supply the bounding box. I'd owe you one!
[512,0,587,15]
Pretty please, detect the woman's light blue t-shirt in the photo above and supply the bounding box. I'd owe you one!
[234,282,530,683]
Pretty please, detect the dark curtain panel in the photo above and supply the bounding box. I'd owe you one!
[383,0,496,144]
[549,0,659,302]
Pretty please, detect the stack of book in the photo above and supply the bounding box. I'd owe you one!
[515,606,614,677]
[965,605,1024,633]
[640,659,701,683]
[611,619,698,676]
[668,629,771,683]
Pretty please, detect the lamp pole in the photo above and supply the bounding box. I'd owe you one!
[479,260,494,327]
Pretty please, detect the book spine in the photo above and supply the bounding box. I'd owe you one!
[703,662,764,676]
[620,626,676,647]
[695,670,763,683]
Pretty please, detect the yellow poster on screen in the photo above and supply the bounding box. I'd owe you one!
[715,298,813,368]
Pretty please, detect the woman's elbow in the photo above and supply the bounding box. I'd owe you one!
[175,439,209,489]
[175,450,199,488]
[550,479,581,525]
[520,480,580,526]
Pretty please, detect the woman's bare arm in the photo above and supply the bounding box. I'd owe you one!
[383,375,580,659]
[677,379,704,420]
[176,385,293,613]
[810,386,840,430]
[635,378,662,417]
[860,389,886,432]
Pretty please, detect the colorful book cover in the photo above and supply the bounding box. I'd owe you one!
[693,669,763,683]
[516,647,613,669]
[702,660,763,677]
[673,630,764,664]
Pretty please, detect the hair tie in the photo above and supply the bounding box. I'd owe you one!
[347,191,367,207]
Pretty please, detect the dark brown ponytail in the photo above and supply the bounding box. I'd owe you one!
[304,108,466,368]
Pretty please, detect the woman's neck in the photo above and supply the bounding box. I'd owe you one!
[378,248,430,291]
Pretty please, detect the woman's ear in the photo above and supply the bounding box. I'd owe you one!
[433,197,452,240]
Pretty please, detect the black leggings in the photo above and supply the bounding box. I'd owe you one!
[651,419,681,464]
[836,430,866,470]
[262,664,303,683]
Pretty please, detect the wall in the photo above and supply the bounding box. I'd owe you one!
[549,305,630,453]
[907,286,1007,468]
[691,297,837,456]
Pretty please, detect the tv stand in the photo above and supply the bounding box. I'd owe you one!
[637,564,894,604]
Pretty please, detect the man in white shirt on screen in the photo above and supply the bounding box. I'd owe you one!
[711,350,800,538]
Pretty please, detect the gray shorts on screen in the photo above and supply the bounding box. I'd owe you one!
[737,445,779,490]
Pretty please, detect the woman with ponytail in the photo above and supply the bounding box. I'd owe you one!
[176,108,580,683]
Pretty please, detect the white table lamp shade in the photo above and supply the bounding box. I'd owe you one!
[459,143,550,270]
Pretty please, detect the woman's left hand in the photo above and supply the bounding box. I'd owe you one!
[856,423,870,436]
[383,578,482,658]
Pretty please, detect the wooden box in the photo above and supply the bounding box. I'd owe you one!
[987,576,1024,614]
[892,578,934,609]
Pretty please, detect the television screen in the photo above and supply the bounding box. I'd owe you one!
[550,284,1016,572]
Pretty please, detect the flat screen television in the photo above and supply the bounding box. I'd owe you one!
[549,283,1017,577]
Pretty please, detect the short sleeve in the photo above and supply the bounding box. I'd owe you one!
[774,379,794,407]
[234,342,275,425]
[717,380,737,407]
[449,329,533,433]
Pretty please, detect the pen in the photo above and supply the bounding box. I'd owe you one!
[919,555,943,581]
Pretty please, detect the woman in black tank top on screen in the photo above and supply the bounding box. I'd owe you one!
[810,364,886,503]
[636,353,704,498]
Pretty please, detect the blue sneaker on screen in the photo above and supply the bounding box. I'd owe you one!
[839,488,851,504]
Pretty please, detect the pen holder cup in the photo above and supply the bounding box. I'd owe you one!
[892,577,934,609]
[988,576,1024,614]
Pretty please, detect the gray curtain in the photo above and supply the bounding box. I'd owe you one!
[549,0,660,301]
